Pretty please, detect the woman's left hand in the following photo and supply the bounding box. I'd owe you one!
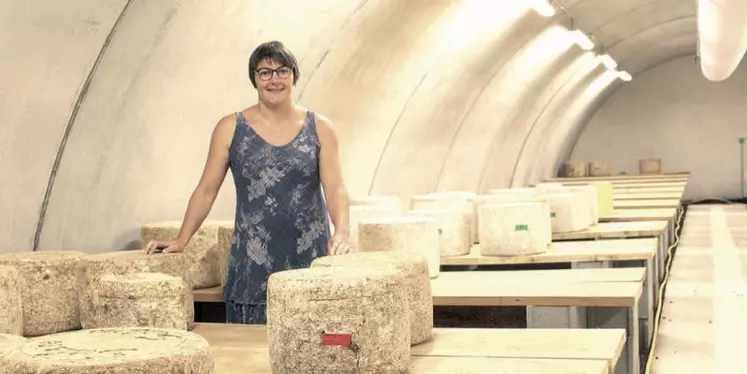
[328,233,352,255]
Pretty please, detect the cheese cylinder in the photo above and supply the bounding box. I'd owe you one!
[540,192,591,233]
[472,192,540,244]
[77,251,193,331]
[93,273,188,330]
[588,161,610,176]
[216,223,235,286]
[141,221,223,289]
[561,161,587,177]
[639,158,662,174]
[592,181,614,217]
[535,183,565,193]
[357,216,440,278]
[565,185,599,225]
[348,205,401,251]
[0,266,22,335]
[478,201,552,256]
[404,208,471,257]
[267,267,410,373]
[410,193,474,244]
[311,251,433,345]
[0,251,84,337]
[0,327,214,373]
[0,334,26,359]
[486,187,538,196]
[350,195,401,210]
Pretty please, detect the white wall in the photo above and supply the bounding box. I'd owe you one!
[572,56,747,201]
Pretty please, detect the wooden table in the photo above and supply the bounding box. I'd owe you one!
[192,323,626,374]
[193,269,643,374]
[440,239,657,347]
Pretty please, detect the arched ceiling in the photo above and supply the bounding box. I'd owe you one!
[0,0,701,252]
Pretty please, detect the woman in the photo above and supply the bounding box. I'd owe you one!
[144,41,352,324]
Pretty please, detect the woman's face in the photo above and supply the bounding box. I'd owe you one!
[255,59,294,105]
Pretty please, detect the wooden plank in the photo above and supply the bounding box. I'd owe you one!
[599,208,676,223]
[612,182,687,188]
[441,238,657,266]
[193,268,643,307]
[431,276,641,308]
[613,191,683,200]
[613,199,681,209]
[547,172,689,182]
[612,186,684,193]
[411,328,625,373]
[552,221,668,241]
[191,323,623,374]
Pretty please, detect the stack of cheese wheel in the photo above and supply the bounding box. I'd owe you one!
[473,188,540,244]
[267,266,410,373]
[310,251,433,345]
[561,161,587,177]
[357,216,440,278]
[348,205,401,251]
[0,327,214,373]
[141,221,223,289]
[564,184,599,225]
[410,193,474,242]
[93,273,189,330]
[639,158,662,174]
[478,199,552,256]
[591,181,614,217]
[0,251,84,337]
[404,207,470,257]
[77,250,194,331]
[350,195,401,210]
[0,266,22,335]
[539,189,592,233]
[588,161,610,176]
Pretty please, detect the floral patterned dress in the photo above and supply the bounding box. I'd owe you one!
[223,110,330,324]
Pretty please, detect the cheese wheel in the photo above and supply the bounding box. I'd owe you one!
[357,216,440,278]
[561,161,587,177]
[0,334,26,361]
[639,158,662,174]
[311,251,433,345]
[404,208,470,257]
[0,327,213,373]
[216,223,235,286]
[267,267,410,373]
[348,205,401,251]
[486,187,538,196]
[565,185,599,225]
[472,193,541,244]
[478,201,552,256]
[93,273,188,330]
[350,195,401,210]
[591,181,614,217]
[141,221,224,289]
[410,193,474,243]
[0,266,22,335]
[588,161,610,176]
[540,192,591,233]
[0,251,84,337]
[77,251,193,331]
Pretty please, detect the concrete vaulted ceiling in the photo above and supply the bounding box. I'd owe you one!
[0,0,697,252]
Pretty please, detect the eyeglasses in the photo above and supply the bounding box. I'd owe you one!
[255,66,292,81]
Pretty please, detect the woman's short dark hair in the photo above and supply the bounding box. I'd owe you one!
[248,41,300,88]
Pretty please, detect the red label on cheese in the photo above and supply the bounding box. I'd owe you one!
[322,333,352,347]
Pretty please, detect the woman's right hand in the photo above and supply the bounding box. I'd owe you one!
[144,240,185,254]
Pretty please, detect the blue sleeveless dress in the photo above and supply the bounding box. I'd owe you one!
[224,110,330,324]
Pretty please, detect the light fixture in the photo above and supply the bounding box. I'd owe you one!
[597,54,618,70]
[570,30,594,50]
[530,0,555,17]
[617,70,632,82]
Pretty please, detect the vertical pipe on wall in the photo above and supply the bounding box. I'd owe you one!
[740,137,745,201]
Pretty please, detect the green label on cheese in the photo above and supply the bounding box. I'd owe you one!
[550,212,557,218]
[515,224,529,231]
[438,228,443,236]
